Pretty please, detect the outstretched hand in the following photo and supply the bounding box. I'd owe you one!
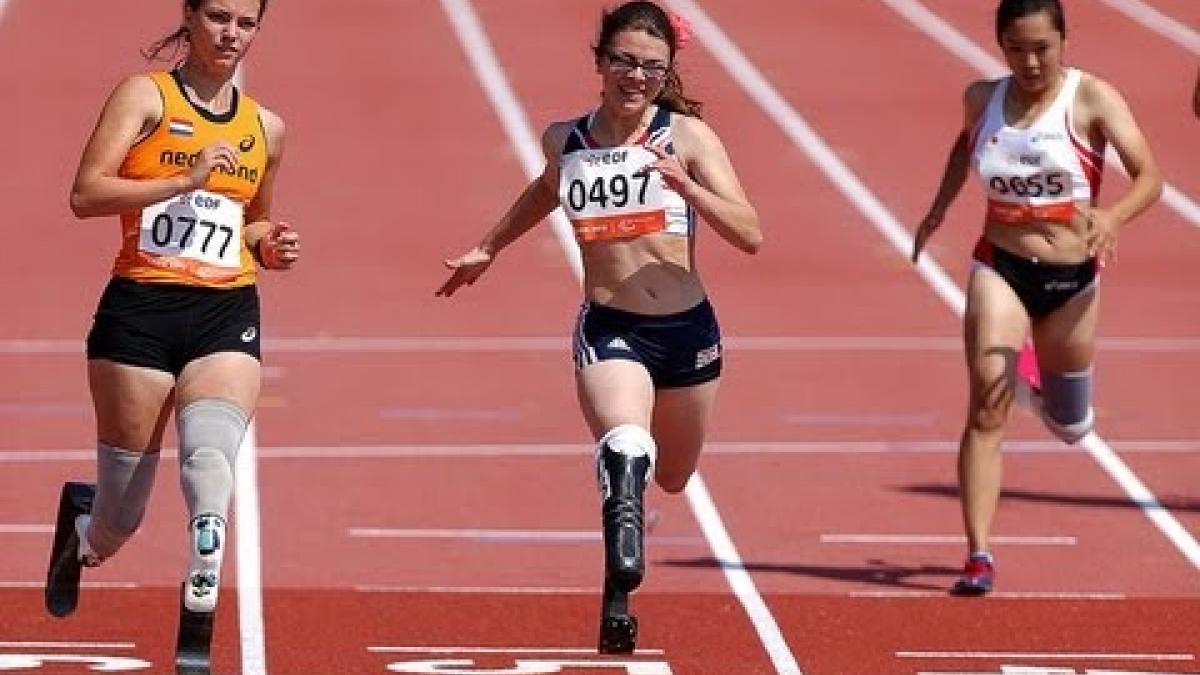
[436,246,493,297]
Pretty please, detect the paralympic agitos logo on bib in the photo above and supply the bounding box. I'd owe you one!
[158,149,259,183]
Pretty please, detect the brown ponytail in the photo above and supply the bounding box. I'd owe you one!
[655,68,702,118]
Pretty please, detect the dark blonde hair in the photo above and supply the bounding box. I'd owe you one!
[143,0,269,62]
[593,1,702,118]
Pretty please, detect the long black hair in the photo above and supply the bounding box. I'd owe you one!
[995,0,1065,43]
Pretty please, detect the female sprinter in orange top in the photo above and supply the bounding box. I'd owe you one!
[912,0,1161,595]
[437,0,760,651]
[46,0,299,629]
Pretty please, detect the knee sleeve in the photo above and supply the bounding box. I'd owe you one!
[178,399,248,520]
[598,424,657,465]
[595,424,656,494]
[87,444,161,559]
[1039,367,1094,444]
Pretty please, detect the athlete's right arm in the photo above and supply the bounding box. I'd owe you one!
[911,80,993,263]
[436,122,569,297]
[69,75,234,219]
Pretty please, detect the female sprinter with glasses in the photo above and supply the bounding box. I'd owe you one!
[437,0,760,652]
[912,0,1161,595]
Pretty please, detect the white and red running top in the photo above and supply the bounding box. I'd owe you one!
[972,68,1104,226]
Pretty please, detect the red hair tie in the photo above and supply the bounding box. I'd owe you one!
[669,12,693,50]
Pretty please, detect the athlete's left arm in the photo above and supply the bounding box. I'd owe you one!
[244,107,299,270]
[651,116,761,254]
[1080,76,1162,260]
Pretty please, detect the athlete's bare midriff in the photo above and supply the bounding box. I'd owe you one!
[581,234,705,314]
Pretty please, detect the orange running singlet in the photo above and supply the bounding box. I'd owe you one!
[112,70,268,288]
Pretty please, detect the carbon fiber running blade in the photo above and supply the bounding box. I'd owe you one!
[175,585,215,675]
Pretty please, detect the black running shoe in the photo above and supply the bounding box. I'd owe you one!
[599,449,650,593]
[45,482,95,617]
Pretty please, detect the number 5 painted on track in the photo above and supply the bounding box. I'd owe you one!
[386,658,672,674]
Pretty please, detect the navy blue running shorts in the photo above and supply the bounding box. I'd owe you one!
[572,298,722,389]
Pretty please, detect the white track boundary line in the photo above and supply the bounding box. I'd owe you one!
[369,646,666,656]
[0,638,136,648]
[357,585,599,595]
[234,422,266,675]
[898,651,1195,661]
[821,534,1076,545]
[232,68,267,675]
[880,0,1200,228]
[670,0,1200,573]
[1095,0,1200,56]
[5,334,1200,354]
[0,581,138,590]
[854,590,1126,600]
[5,438,1200,462]
[441,1,802,672]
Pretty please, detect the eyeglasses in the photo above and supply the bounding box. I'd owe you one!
[604,52,671,80]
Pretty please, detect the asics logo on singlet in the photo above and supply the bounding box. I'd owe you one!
[241,326,257,342]
[158,149,260,183]
[238,135,255,153]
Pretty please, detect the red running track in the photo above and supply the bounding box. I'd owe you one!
[1,0,1197,673]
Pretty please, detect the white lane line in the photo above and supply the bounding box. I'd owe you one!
[435,0,580,275]
[441,1,802,672]
[0,581,138,589]
[1095,0,1200,56]
[685,477,805,674]
[357,585,598,595]
[0,525,53,534]
[3,439,1200,463]
[671,0,1200,574]
[853,590,1126,599]
[369,646,666,655]
[3,335,1198,354]
[821,534,1077,545]
[880,0,1200,229]
[231,64,266,675]
[234,422,266,675]
[0,642,135,650]
[898,651,1196,661]
[347,527,704,545]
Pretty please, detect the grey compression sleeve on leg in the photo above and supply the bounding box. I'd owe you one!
[178,399,249,520]
[86,444,161,559]
[1039,367,1095,444]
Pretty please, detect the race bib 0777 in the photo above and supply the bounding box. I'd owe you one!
[138,190,243,270]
